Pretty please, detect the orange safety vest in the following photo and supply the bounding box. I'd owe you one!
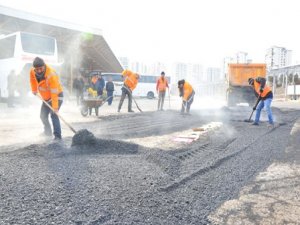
[253,80,271,98]
[30,65,63,109]
[91,76,98,85]
[156,77,168,92]
[122,69,138,91]
[183,81,194,101]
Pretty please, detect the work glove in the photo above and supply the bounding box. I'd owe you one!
[259,88,264,93]
[32,92,37,95]
[253,107,256,110]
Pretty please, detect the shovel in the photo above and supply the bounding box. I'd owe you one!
[122,86,143,112]
[244,96,261,123]
[99,95,113,108]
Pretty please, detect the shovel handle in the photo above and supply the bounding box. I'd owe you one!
[36,94,77,134]
[122,85,143,112]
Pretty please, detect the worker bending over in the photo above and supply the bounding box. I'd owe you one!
[30,57,63,140]
[248,77,274,127]
[178,79,195,115]
[118,69,140,113]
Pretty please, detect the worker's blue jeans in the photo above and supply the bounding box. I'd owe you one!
[254,97,274,124]
[107,91,114,105]
[40,96,63,138]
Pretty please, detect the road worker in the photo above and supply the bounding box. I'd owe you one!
[248,77,274,127]
[118,69,139,113]
[178,79,195,115]
[30,57,63,140]
[156,71,169,111]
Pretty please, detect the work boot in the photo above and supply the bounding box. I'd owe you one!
[128,110,134,113]
[252,122,259,126]
[53,136,62,141]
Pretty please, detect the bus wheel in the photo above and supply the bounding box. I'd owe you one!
[147,91,154,99]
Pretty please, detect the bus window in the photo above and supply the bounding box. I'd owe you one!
[0,35,16,59]
[102,73,123,82]
[0,32,59,98]
[20,33,55,55]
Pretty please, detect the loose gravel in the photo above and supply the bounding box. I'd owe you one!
[0,107,298,224]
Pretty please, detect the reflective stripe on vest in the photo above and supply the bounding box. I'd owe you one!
[51,88,59,94]
[38,86,49,91]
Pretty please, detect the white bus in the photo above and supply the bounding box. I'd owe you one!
[0,31,59,98]
[101,72,171,98]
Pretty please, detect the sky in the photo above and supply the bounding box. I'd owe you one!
[1,0,300,67]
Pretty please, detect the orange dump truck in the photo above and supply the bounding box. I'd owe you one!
[226,63,266,106]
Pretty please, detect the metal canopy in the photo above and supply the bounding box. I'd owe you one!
[0,6,123,74]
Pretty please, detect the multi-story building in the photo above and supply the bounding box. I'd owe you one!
[150,62,166,76]
[131,61,150,74]
[236,51,248,63]
[187,63,204,83]
[265,46,292,70]
[206,67,221,83]
[173,62,188,81]
[118,57,129,70]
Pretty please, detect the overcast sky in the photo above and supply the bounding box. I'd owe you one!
[1,0,300,67]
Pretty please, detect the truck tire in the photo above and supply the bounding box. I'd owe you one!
[227,93,235,107]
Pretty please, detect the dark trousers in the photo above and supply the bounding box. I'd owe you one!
[75,89,83,105]
[181,92,194,113]
[88,107,98,116]
[107,91,114,105]
[118,87,132,112]
[158,91,166,110]
[40,94,63,138]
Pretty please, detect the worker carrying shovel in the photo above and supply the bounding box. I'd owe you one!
[117,69,140,113]
[248,77,274,127]
[178,79,195,115]
[30,57,64,140]
[156,71,169,111]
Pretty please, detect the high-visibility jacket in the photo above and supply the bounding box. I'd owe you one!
[30,65,63,109]
[122,69,138,91]
[182,82,194,101]
[253,79,271,98]
[91,76,98,85]
[156,77,169,92]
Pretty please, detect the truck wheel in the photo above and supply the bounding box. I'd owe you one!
[227,93,235,107]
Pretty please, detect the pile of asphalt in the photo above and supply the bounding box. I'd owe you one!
[72,129,97,146]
